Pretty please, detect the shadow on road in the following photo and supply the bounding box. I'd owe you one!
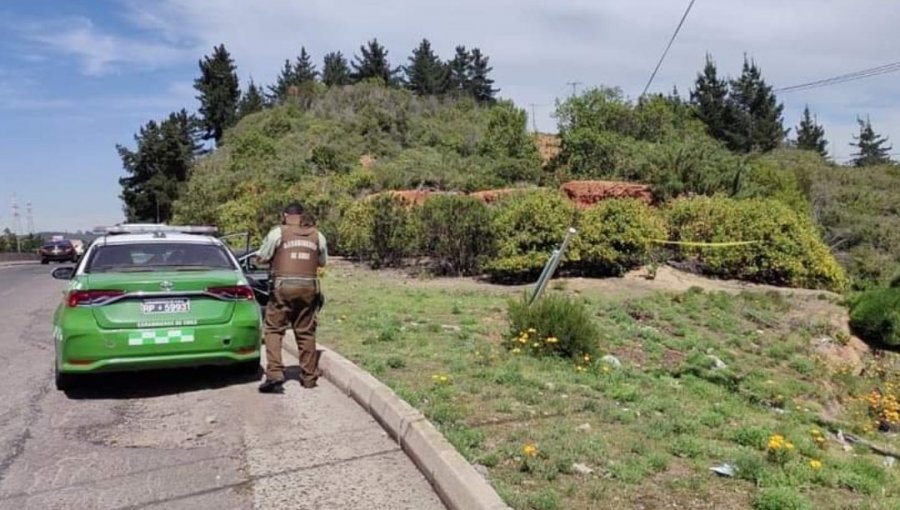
[62,363,262,400]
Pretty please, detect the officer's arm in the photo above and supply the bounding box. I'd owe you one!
[256,228,281,264]
[318,232,328,267]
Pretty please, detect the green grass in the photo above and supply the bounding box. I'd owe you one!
[317,263,900,510]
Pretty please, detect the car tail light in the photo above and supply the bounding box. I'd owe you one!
[67,290,125,307]
[207,285,255,301]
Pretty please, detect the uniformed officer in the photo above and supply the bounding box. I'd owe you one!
[256,202,327,393]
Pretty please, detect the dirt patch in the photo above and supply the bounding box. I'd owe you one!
[533,133,560,164]
[469,188,534,205]
[560,180,654,208]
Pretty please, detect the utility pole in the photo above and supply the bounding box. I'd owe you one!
[566,81,582,97]
[11,193,21,253]
[26,202,34,235]
[528,103,539,133]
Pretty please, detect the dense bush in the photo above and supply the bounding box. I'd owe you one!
[849,287,900,346]
[751,487,811,510]
[667,196,847,291]
[484,190,578,281]
[417,195,495,276]
[337,194,420,268]
[552,87,746,200]
[506,294,599,359]
[573,199,667,276]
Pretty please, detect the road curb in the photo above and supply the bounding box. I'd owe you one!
[283,340,511,510]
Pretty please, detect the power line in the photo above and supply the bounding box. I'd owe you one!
[775,60,900,93]
[641,0,698,97]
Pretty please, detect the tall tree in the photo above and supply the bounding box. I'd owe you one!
[466,47,497,103]
[446,45,471,94]
[850,116,893,167]
[117,110,203,222]
[690,54,729,142]
[351,39,399,85]
[795,105,828,158]
[194,44,240,145]
[322,51,351,87]
[725,56,787,153]
[404,39,447,95]
[293,47,318,83]
[267,59,297,101]
[237,79,266,118]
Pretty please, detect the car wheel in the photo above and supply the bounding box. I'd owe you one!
[54,363,77,391]
[41,259,49,265]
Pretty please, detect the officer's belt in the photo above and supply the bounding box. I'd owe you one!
[274,276,318,287]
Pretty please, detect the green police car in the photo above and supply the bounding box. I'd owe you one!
[51,224,262,390]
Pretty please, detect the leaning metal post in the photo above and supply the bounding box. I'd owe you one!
[529,227,577,305]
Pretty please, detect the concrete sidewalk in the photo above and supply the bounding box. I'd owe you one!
[243,347,446,510]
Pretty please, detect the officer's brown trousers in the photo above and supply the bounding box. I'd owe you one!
[263,281,319,386]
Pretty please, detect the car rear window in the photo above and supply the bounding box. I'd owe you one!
[87,243,237,273]
[43,241,72,249]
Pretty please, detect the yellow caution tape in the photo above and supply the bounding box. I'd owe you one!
[648,239,761,247]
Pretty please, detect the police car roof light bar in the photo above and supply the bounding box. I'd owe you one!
[92,224,219,236]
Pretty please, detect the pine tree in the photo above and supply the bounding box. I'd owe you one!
[351,39,399,85]
[267,59,297,101]
[193,44,240,145]
[117,110,203,222]
[404,39,447,95]
[690,54,729,142]
[446,45,471,94]
[467,48,497,103]
[294,47,318,83]
[725,56,787,153]
[850,116,893,167]
[322,51,351,87]
[795,105,828,158]
[237,79,266,118]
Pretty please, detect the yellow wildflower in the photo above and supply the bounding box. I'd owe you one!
[809,459,822,470]
[527,328,537,334]
[512,348,521,354]
[545,337,559,344]
[522,443,538,457]
[583,354,591,362]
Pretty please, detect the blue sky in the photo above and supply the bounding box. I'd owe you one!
[2,0,899,233]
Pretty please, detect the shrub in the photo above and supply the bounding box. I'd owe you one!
[751,487,811,510]
[573,199,667,276]
[849,287,900,346]
[485,190,578,281]
[368,194,419,268]
[506,294,599,359]
[667,196,847,292]
[417,195,495,276]
[337,200,375,261]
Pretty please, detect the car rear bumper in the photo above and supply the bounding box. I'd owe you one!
[57,321,262,374]
[60,350,260,373]
[41,253,75,261]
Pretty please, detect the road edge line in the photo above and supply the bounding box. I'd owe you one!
[282,339,511,510]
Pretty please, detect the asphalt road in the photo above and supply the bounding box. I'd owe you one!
[0,264,444,510]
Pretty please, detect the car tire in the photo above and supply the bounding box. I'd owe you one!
[41,259,49,265]
[54,363,77,391]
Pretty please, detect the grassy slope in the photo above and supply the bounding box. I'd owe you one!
[316,261,899,510]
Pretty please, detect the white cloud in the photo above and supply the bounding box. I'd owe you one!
[23,16,192,75]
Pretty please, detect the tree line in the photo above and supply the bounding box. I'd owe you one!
[117,42,895,224]
[118,38,499,222]
[690,54,893,165]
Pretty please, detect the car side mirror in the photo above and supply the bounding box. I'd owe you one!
[51,267,75,280]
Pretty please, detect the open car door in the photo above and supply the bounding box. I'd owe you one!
[220,232,270,307]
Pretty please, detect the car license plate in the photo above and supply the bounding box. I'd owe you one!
[141,299,190,314]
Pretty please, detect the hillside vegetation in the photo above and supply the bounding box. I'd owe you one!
[175,83,541,245]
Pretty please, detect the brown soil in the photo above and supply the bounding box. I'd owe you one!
[560,180,654,208]
[533,133,561,164]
